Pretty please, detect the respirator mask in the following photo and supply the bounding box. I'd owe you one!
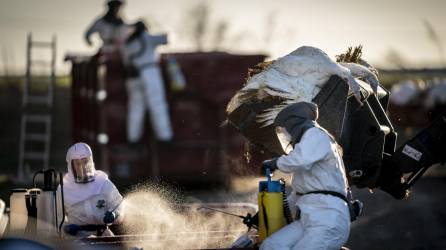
[71,156,95,183]
[276,126,293,154]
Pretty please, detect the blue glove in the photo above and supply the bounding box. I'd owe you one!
[262,158,278,173]
[63,224,81,236]
[103,211,116,225]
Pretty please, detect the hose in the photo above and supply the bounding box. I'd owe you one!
[280,179,293,224]
[58,172,66,234]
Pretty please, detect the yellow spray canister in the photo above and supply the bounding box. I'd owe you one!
[258,168,286,242]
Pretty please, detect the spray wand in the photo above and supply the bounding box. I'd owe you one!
[198,206,258,230]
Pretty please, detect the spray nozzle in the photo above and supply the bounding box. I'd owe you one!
[266,167,272,182]
[241,213,258,230]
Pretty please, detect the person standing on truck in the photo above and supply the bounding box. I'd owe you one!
[84,0,172,143]
[260,102,351,250]
[84,0,130,53]
[60,142,124,237]
[124,21,173,143]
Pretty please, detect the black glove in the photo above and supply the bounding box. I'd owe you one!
[262,158,278,173]
[63,224,81,236]
[103,211,117,225]
[242,212,258,230]
[350,200,364,221]
[125,64,140,78]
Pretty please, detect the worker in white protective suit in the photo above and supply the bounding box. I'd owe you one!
[124,21,173,142]
[260,102,351,250]
[59,142,124,237]
[84,0,130,53]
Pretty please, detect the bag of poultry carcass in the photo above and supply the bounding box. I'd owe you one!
[226,46,380,155]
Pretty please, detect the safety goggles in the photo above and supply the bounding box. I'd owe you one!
[71,157,95,183]
[275,126,293,154]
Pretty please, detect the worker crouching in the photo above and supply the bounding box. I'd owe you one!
[59,142,124,237]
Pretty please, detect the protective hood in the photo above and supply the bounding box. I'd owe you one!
[274,102,319,148]
[66,142,96,183]
[63,143,108,206]
[103,0,124,26]
[126,21,147,43]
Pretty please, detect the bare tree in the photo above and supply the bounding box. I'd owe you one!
[263,11,277,48]
[1,46,10,78]
[423,19,445,67]
[385,48,408,69]
[212,21,228,51]
[187,2,209,51]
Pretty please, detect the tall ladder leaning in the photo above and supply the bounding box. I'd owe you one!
[18,33,56,182]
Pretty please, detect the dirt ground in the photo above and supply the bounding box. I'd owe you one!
[188,168,446,250]
[347,177,446,250]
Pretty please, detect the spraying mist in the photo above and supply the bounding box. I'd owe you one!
[121,183,253,249]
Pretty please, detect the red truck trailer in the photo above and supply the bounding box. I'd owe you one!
[66,51,266,186]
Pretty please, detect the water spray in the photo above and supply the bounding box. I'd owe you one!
[110,197,125,213]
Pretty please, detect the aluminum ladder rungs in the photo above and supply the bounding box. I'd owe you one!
[24,114,51,123]
[24,152,46,160]
[26,96,50,105]
[26,133,47,141]
[31,41,53,48]
[31,59,51,66]
[18,33,55,181]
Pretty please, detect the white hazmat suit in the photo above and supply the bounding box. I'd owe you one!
[85,18,129,51]
[260,103,350,250]
[84,0,130,53]
[125,29,173,142]
[60,143,124,236]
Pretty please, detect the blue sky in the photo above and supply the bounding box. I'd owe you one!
[0,0,445,74]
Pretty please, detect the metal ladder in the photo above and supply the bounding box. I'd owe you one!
[18,33,56,181]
